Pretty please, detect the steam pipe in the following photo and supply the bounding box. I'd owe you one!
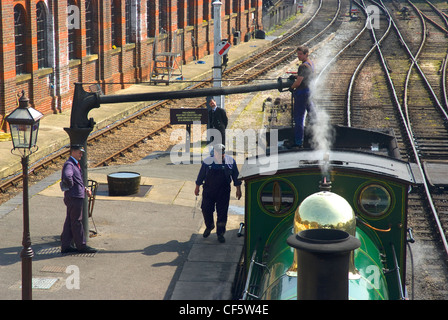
[69,77,293,131]
[98,77,292,105]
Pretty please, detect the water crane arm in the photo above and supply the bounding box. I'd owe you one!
[69,77,294,130]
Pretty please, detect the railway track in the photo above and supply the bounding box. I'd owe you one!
[312,0,448,299]
[1,0,447,299]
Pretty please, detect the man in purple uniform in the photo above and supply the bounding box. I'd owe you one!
[60,145,97,254]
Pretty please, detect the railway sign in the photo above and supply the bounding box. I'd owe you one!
[170,108,208,125]
[215,40,231,56]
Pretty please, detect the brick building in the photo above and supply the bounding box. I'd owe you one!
[0,0,263,131]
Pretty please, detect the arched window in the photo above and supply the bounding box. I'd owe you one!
[125,0,133,43]
[225,0,231,15]
[203,0,209,21]
[233,0,239,13]
[85,0,98,55]
[159,0,167,34]
[177,0,184,28]
[147,0,155,37]
[14,4,27,75]
[187,0,193,26]
[111,0,119,47]
[36,1,48,69]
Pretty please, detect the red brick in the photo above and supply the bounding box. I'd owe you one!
[0,0,263,130]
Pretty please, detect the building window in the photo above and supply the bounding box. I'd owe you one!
[225,0,231,15]
[14,4,26,74]
[203,0,209,21]
[14,4,27,75]
[177,0,184,28]
[187,0,193,26]
[85,0,98,55]
[36,2,49,69]
[159,0,167,34]
[125,0,132,43]
[233,0,239,13]
[147,0,155,37]
[111,0,119,46]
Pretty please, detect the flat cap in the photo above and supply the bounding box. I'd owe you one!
[70,145,85,152]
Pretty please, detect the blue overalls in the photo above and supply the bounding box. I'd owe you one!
[293,61,315,146]
[201,164,230,235]
[196,155,241,236]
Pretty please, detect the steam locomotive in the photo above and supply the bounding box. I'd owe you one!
[234,126,416,300]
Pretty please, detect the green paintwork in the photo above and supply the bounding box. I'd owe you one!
[243,167,408,300]
[256,224,389,300]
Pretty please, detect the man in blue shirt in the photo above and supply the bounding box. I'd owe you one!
[194,144,242,243]
[289,45,316,148]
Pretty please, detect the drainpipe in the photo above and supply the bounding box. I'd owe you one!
[213,1,224,109]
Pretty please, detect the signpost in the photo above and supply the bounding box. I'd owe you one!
[170,108,208,150]
[216,40,231,57]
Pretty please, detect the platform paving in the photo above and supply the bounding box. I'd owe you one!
[0,151,244,300]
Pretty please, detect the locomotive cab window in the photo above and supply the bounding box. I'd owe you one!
[358,184,392,217]
[260,180,296,216]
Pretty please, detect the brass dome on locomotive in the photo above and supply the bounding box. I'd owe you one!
[289,190,359,278]
[294,191,356,235]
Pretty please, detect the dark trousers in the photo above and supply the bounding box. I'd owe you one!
[201,190,230,236]
[293,89,315,146]
[61,196,86,250]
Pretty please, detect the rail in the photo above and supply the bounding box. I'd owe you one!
[373,0,448,256]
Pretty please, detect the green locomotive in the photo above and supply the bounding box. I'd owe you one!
[236,126,416,300]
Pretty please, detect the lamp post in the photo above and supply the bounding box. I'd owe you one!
[5,91,43,300]
[213,0,224,109]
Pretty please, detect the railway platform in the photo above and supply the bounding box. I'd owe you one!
[0,150,245,300]
[0,37,272,300]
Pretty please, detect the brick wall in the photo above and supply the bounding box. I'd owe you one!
[0,0,263,131]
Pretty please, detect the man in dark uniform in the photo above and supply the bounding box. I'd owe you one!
[208,99,228,145]
[60,145,96,253]
[290,45,316,148]
[194,144,242,243]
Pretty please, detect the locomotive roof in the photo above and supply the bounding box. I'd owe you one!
[239,149,417,184]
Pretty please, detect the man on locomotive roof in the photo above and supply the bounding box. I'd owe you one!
[289,45,316,148]
[194,144,242,243]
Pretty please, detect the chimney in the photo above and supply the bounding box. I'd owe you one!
[287,229,360,300]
